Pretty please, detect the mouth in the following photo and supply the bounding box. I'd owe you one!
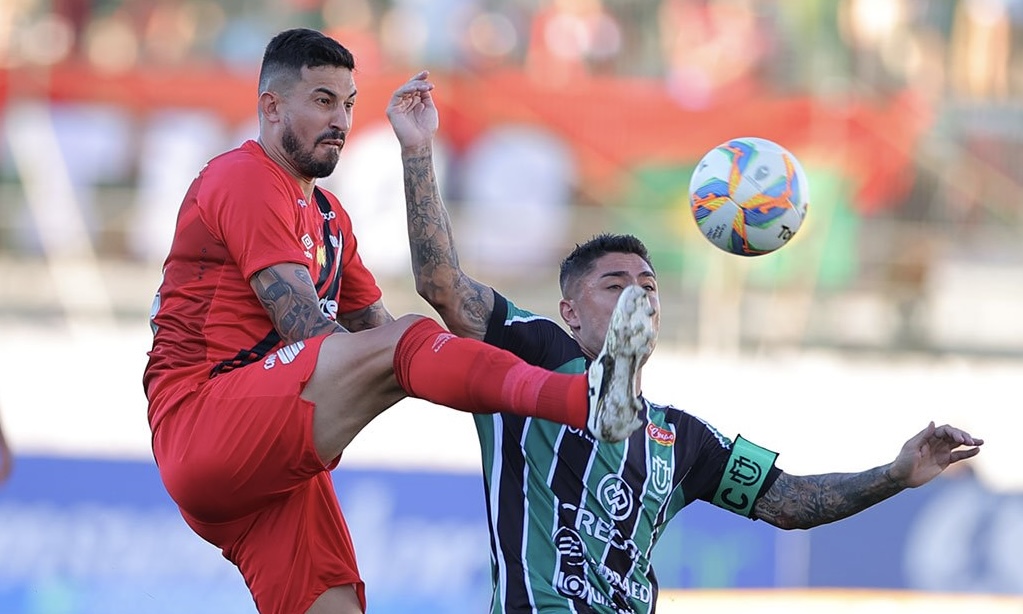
[319,136,345,149]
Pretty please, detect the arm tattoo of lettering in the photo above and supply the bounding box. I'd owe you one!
[338,301,394,332]
[404,152,492,340]
[252,265,345,344]
[753,466,903,530]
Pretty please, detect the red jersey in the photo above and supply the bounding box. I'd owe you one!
[144,140,382,429]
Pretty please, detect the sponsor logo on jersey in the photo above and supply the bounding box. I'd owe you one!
[597,474,634,521]
[297,198,307,208]
[646,423,675,446]
[319,297,338,320]
[263,340,306,370]
[301,233,314,249]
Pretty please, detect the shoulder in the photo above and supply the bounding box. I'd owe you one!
[648,401,731,449]
[486,292,582,369]
[199,142,293,206]
[493,294,567,341]
[203,141,286,188]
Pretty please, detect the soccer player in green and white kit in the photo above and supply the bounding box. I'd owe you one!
[387,71,984,614]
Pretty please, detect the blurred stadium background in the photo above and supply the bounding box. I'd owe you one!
[0,0,1022,612]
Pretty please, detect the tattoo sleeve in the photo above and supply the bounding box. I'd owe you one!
[338,300,394,332]
[251,264,346,344]
[403,149,493,341]
[752,465,904,530]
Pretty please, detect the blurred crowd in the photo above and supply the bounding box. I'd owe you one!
[2,0,1023,102]
[2,0,1023,355]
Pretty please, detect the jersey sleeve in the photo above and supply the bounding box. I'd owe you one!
[680,417,782,519]
[199,159,309,281]
[484,291,581,370]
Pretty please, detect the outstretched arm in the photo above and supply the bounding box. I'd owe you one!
[387,71,494,341]
[753,422,983,530]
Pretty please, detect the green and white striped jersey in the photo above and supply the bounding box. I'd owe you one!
[477,292,781,614]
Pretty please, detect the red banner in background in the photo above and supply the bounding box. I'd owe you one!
[0,64,931,213]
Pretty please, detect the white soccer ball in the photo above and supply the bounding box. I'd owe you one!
[689,137,810,256]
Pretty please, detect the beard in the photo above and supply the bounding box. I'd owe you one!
[282,121,342,178]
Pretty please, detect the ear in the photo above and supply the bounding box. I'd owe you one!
[259,91,281,123]
[559,298,580,332]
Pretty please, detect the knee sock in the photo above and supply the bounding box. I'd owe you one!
[393,318,588,429]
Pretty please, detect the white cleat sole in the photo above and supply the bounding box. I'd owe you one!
[587,284,656,443]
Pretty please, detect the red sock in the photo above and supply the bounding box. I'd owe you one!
[393,318,588,430]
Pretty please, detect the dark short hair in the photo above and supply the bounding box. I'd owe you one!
[559,233,654,294]
[258,28,355,94]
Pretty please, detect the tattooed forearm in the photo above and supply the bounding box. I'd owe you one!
[252,265,344,344]
[338,301,394,332]
[404,153,459,281]
[402,150,493,340]
[753,466,903,530]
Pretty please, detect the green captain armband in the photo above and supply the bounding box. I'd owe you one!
[711,435,779,518]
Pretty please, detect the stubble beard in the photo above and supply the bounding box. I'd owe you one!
[282,121,340,179]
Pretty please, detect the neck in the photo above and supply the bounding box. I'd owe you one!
[256,138,316,200]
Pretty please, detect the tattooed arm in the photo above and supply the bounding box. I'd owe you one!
[250,263,347,345]
[388,71,493,341]
[401,145,493,340]
[338,299,394,332]
[753,422,983,530]
[753,466,902,530]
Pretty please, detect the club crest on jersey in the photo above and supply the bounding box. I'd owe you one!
[651,457,672,495]
[646,423,675,446]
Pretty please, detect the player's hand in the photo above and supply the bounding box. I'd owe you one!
[386,70,438,151]
[889,422,983,488]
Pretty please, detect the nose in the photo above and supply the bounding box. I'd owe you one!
[330,107,350,133]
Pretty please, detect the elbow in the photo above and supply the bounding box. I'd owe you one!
[413,280,432,302]
[414,283,449,310]
[760,513,815,531]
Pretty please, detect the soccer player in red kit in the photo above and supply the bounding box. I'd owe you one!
[142,28,656,614]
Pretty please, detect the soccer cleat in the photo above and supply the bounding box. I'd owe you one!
[586,284,656,443]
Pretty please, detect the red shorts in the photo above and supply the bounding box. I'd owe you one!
[151,335,366,614]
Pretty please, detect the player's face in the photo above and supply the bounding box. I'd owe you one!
[280,65,356,178]
[560,252,660,361]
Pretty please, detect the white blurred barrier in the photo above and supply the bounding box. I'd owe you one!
[0,322,1014,492]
